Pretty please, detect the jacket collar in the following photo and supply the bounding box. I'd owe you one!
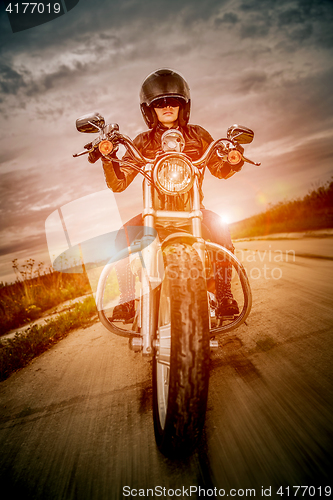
[154,122,181,135]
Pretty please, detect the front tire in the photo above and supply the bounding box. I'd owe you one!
[153,243,210,456]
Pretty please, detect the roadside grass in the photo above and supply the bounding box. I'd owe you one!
[230,180,333,239]
[0,259,91,336]
[0,295,97,382]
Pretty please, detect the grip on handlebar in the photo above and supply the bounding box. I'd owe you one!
[88,148,102,164]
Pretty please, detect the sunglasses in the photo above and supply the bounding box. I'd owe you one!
[153,97,183,108]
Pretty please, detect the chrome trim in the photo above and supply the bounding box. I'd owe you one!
[192,139,229,167]
[155,209,202,220]
[117,134,149,163]
[142,207,156,218]
[161,129,185,153]
[95,243,142,338]
[206,241,252,334]
[141,165,157,356]
[210,340,219,351]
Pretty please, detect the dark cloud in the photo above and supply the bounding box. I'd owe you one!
[240,22,271,39]
[288,23,313,42]
[287,136,333,174]
[261,135,333,179]
[315,22,333,49]
[215,12,239,26]
[236,0,333,48]
[0,62,64,100]
[239,0,331,14]
[233,65,333,153]
[26,61,89,96]
[239,0,278,12]
[237,70,267,93]
[0,234,47,257]
[0,63,26,94]
[278,8,305,26]
[274,66,333,136]
[111,0,227,25]
[0,0,222,56]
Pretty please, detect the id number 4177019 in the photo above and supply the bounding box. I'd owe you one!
[276,486,331,496]
[5,3,62,14]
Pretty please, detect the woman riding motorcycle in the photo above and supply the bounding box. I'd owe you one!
[92,69,243,321]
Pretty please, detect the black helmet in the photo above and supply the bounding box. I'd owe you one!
[140,69,191,128]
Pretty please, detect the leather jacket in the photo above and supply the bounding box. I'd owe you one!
[102,123,236,206]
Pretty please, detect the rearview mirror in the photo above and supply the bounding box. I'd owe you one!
[227,124,254,144]
[76,112,105,133]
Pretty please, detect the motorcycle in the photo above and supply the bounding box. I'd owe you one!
[73,113,260,456]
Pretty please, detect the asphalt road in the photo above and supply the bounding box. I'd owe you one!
[0,238,332,499]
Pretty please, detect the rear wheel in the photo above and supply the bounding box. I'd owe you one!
[153,243,210,456]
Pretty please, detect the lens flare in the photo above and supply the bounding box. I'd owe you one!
[220,214,230,225]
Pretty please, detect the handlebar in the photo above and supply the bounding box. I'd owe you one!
[241,155,261,167]
[73,125,260,168]
[73,149,91,158]
[116,133,149,164]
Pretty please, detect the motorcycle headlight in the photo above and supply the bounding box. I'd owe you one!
[153,155,194,195]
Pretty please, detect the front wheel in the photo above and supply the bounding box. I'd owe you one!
[153,243,210,457]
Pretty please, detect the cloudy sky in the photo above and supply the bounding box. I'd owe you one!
[0,0,332,282]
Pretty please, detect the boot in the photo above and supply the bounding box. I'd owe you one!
[111,300,135,322]
[215,263,239,318]
[110,259,136,322]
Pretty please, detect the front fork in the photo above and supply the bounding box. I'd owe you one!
[191,176,206,265]
[140,164,159,356]
[140,171,204,357]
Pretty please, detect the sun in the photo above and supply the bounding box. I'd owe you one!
[220,213,230,225]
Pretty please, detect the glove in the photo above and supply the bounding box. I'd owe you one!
[231,159,244,172]
[88,144,119,164]
[88,148,102,164]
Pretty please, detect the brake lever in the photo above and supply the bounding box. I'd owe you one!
[73,149,92,157]
[242,154,261,166]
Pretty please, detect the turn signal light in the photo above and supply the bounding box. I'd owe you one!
[228,150,242,165]
[99,140,113,156]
